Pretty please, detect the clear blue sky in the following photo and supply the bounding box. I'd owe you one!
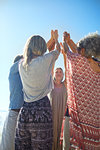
[0,0,100,110]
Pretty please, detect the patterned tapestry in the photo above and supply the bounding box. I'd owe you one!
[61,50,100,150]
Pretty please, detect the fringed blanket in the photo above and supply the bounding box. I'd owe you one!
[61,50,100,150]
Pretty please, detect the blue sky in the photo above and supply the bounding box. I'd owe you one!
[0,0,100,110]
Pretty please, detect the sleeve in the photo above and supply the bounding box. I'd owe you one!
[67,49,82,65]
[9,61,19,75]
[8,61,19,81]
[43,49,59,63]
[41,49,60,74]
[43,50,59,65]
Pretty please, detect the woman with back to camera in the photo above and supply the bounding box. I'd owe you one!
[61,31,100,150]
[15,30,60,150]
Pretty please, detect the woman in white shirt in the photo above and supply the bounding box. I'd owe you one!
[15,31,60,150]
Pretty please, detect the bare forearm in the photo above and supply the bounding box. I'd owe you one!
[63,41,69,54]
[55,40,61,53]
[63,52,67,88]
[67,39,78,53]
[47,39,55,52]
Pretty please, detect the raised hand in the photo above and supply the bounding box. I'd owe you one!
[63,32,70,43]
[63,31,78,53]
[53,30,59,43]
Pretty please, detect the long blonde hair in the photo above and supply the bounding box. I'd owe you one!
[23,35,47,68]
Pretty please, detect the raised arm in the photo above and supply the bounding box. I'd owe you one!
[51,30,61,76]
[63,52,67,88]
[60,42,67,88]
[60,32,72,88]
[63,32,78,53]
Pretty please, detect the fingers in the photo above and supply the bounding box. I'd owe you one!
[63,31,70,42]
[55,30,58,36]
[63,31,69,37]
[51,30,70,41]
[50,30,70,54]
[55,30,58,40]
[52,30,58,42]
[51,30,55,40]
[51,30,58,42]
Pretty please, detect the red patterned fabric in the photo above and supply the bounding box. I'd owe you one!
[61,50,100,150]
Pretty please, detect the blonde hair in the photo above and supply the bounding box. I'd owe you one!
[23,35,47,68]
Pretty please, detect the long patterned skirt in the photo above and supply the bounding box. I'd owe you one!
[15,96,53,150]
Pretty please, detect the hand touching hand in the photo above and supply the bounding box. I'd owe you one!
[52,30,61,52]
[63,31,78,53]
[63,32,70,43]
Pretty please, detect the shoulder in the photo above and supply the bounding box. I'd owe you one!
[9,61,19,74]
[43,50,59,60]
[67,49,87,65]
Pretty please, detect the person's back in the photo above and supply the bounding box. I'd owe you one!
[0,55,24,150]
[62,32,100,150]
[15,32,61,150]
[19,50,58,102]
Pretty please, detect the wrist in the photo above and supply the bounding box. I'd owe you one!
[66,38,70,44]
[51,37,54,41]
[55,39,58,44]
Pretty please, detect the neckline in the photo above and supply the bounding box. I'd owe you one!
[54,82,64,88]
